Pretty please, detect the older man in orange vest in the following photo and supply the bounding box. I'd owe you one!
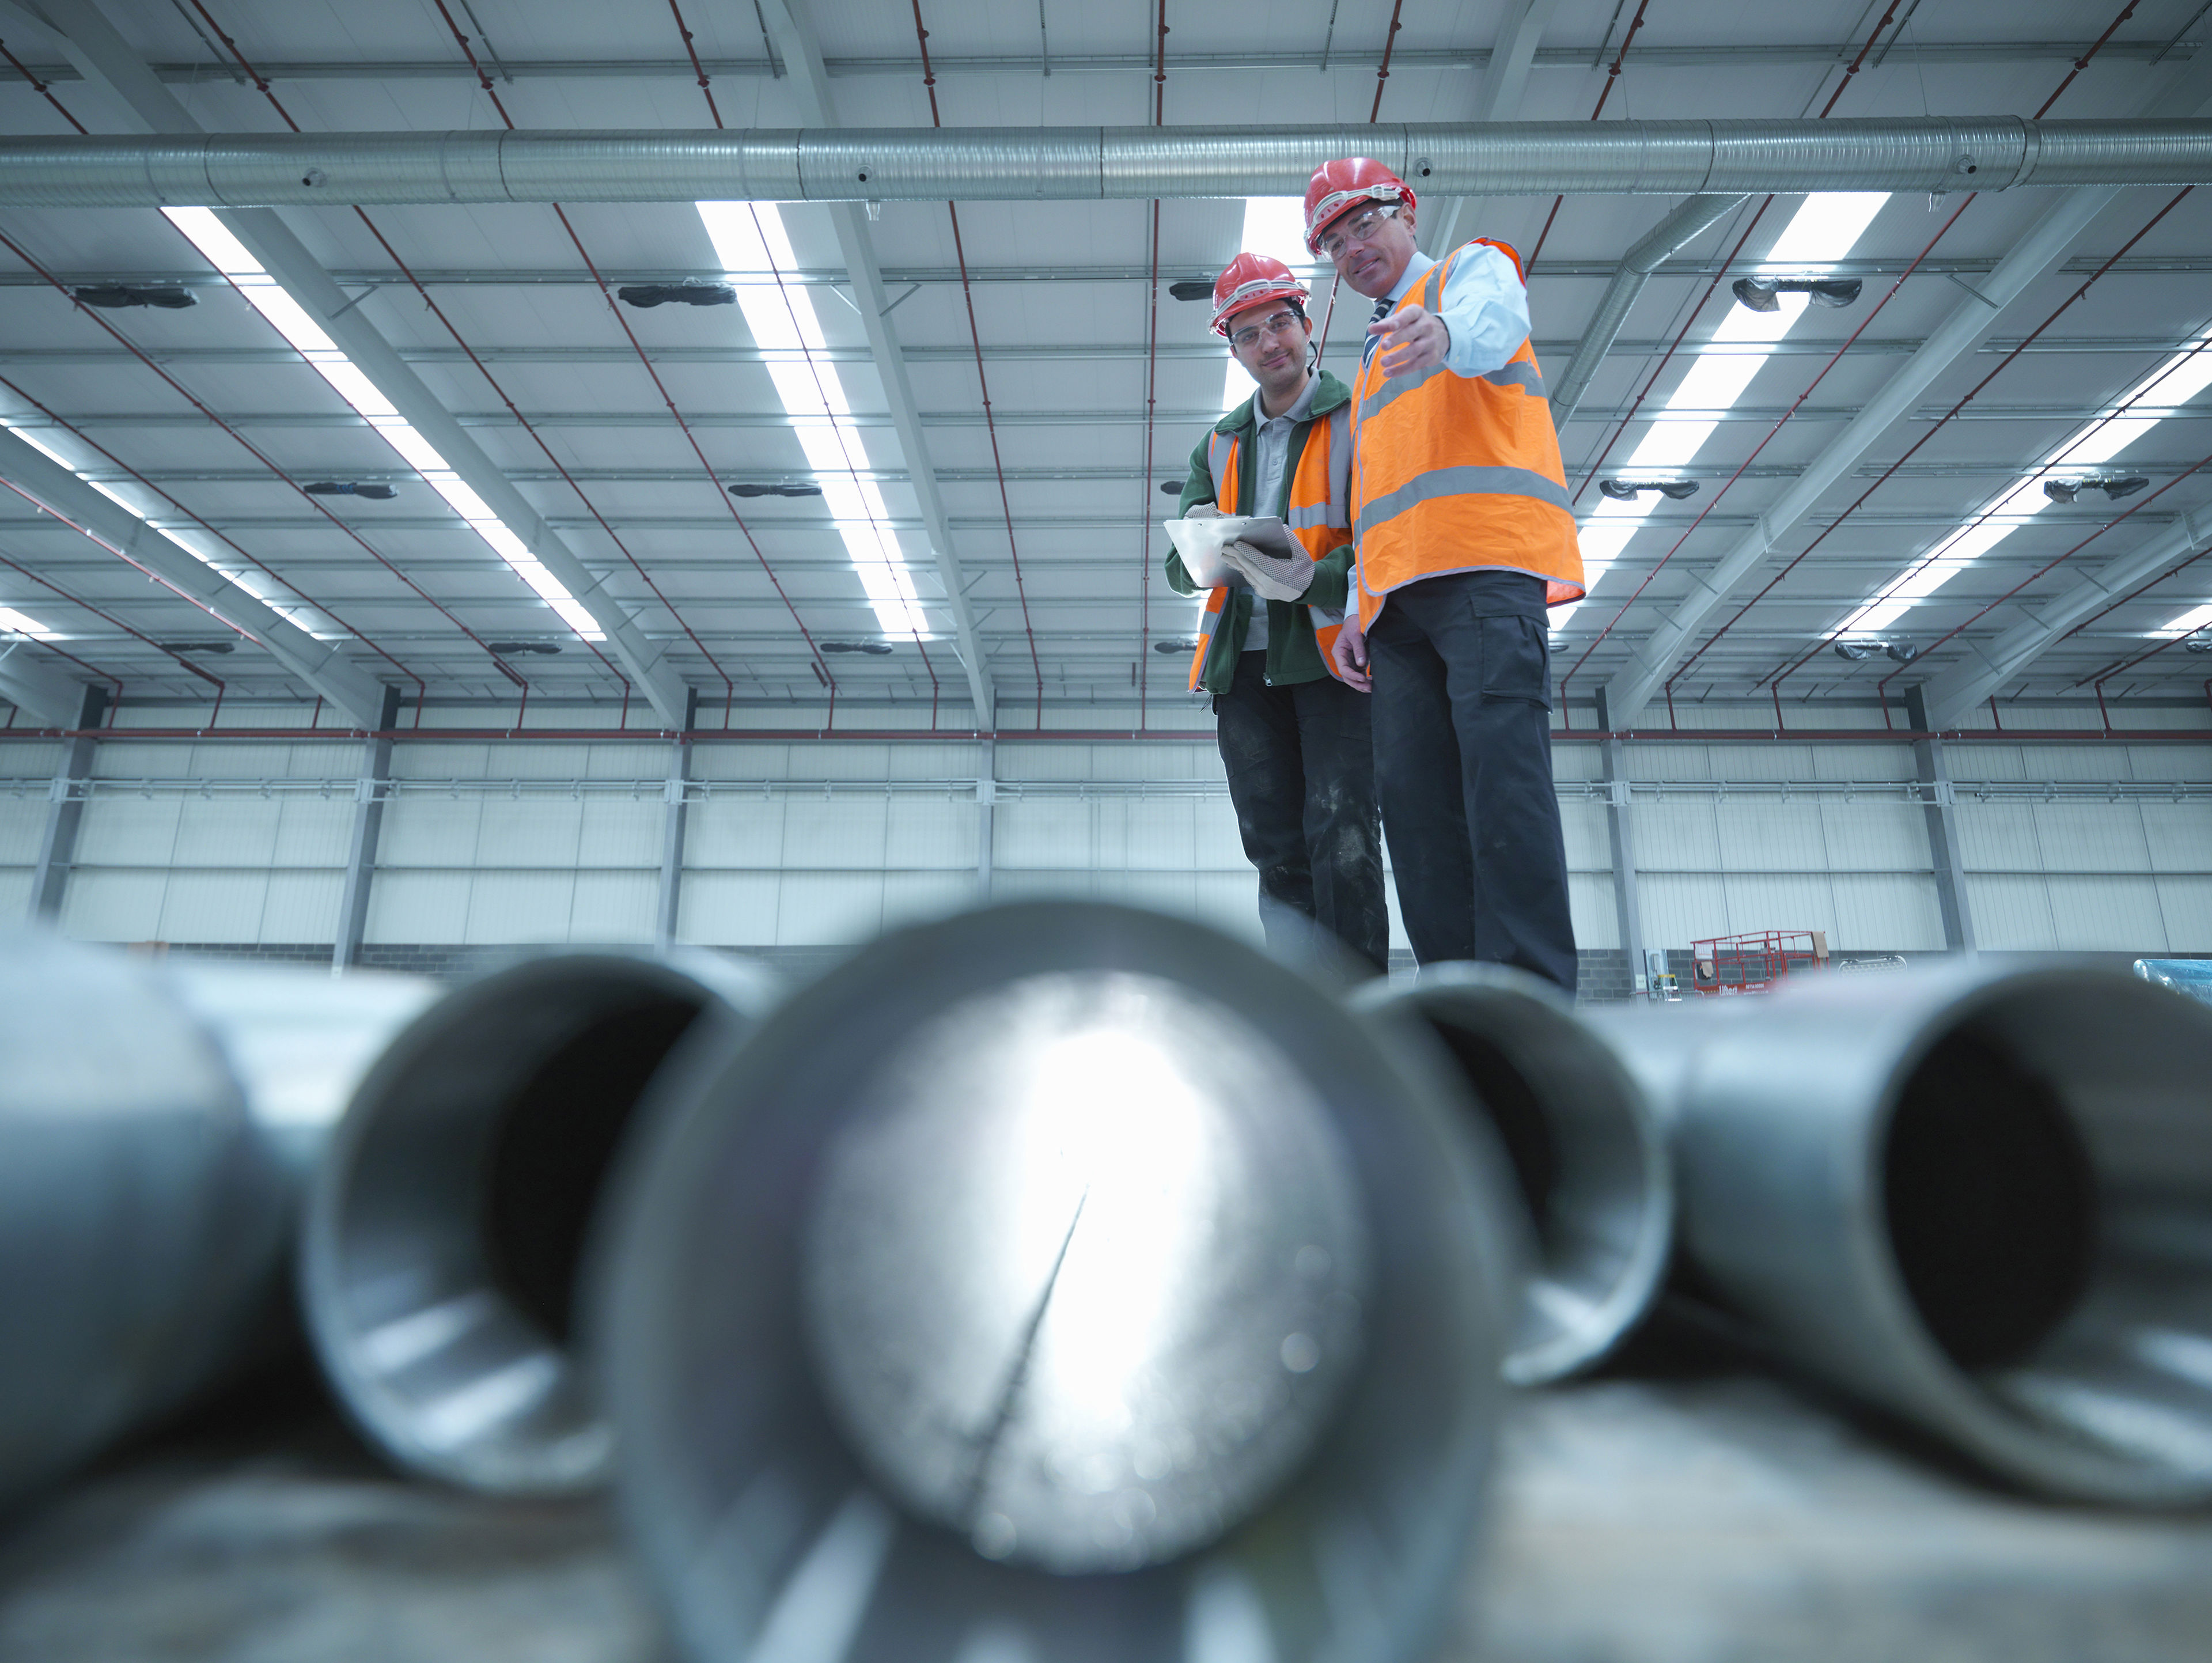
[1162,253,1387,974]
[1288,157,1584,990]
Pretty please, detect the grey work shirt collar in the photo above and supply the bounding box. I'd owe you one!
[1251,371,1320,518]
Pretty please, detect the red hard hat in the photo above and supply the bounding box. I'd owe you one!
[1304,157,1416,254]
[1209,253,1309,338]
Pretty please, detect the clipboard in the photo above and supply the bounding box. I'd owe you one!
[1164,514,1304,589]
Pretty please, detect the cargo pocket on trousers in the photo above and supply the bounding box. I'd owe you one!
[1479,615,1552,707]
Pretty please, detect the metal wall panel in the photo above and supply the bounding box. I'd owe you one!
[1954,801,2043,872]
[577,797,666,868]
[259,870,346,944]
[1570,871,1619,949]
[779,798,890,870]
[475,797,585,868]
[1559,798,1611,872]
[0,797,49,865]
[568,870,659,942]
[1637,873,1732,951]
[151,870,274,944]
[772,872,887,945]
[2044,874,2172,952]
[0,869,31,919]
[462,872,582,945]
[1817,801,1930,871]
[1713,803,1830,873]
[1630,800,1722,872]
[2138,804,2212,874]
[60,869,172,942]
[882,797,978,869]
[1962,876,2059,950]
[2154,876,2212,950]
[1827,872,1946,950]
[376,797,487,868]
[2029,804,2153,874]
[364,870,476,945]
[167,800,283,870]
[73,796,183,866]
[676,870,782,946]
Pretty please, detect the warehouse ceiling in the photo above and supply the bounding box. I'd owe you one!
[0,0,2209,727]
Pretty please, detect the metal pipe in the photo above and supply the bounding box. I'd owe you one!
[0,118,2208,206]
[1595,962,2212,1505]
[300,948,778,1497]
[1548,193,1748,432]
[0,936,437,1510]
[594,902,1522,1661]
[1353,963,1671,1384]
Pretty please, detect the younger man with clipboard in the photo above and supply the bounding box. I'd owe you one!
[1162,253,1388,974]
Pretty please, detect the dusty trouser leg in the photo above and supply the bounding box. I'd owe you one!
[1371,571,1578,991]
[1369,598,1476,965]
[1291,673,1389,975]
[1214,651,1315,939]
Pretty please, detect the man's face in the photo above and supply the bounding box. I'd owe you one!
[1228,302,1312,391]
[1320,201,1419,299]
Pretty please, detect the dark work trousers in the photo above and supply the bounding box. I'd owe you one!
[1213,652,1390,976]
[1367,569,1578,992]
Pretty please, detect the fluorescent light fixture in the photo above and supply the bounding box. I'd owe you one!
[0,604,51,638]
[696,200,929,639]
[1221,198,1320,411]
[2154,600,2212,639]
[1552,192,1891,631]
[160,207,603,642]
[1839,323,2212,637]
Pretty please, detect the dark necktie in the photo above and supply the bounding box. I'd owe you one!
[1362,296,1392,366]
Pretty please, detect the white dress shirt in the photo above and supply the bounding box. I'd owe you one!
[1371,244,1531,380]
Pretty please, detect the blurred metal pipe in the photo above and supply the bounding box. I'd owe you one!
[0,937,436,1511]
[1548,193,1747,432]
[1593,963,2212,1505]
[1354,964,1671,1384]
[0,119,2207,206]
[596,902,1521,1663]
[300,949,778,1497]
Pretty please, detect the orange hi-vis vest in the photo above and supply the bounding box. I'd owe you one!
[1188,401,1355,691]
[1350,238,1584,628]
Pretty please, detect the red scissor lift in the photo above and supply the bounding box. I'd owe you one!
[1688,929,1829,996]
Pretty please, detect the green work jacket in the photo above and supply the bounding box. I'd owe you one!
[1163,370,1355,695]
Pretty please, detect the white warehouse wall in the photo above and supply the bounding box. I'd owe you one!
[9,699,2209,969]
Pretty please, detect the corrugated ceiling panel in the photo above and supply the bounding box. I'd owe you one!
[1964,876,2059,950]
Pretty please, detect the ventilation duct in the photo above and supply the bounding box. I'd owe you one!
[1,118,2206,207]
[595,902,1521,1662]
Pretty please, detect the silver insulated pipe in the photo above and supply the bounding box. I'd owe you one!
[1353,964,1671,1385]
[594,902,1521,1663]
[0,936,437,1510]
[300,949,778,1497]
[0,118,2206,207]
[1596,962,2212,1506]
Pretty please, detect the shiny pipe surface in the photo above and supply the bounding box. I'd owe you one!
[0,937,281,1507]
[300,949,778,1497]
[1354,964,1671,1385]
[0,119,2206,206]
[596,902,1521,1663]
[1596,963,2212,1505]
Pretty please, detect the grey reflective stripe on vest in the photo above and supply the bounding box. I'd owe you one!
[1286,403,1353,532]
[1207,430,1238,508]
[1358,359,1445,426]
[1482,362,1546,397]
[1353,463,1573,540]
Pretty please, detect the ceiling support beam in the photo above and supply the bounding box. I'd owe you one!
[1421,0,1562,257]
[1917,507,2212,722]
[755,0,993,724]
[1603,55,2212,725]
[0,622,87,725]
[1550,194,1748,431]
[0,424,387,723]
[22,0,691,727]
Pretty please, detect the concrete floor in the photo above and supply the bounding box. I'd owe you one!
[5,1352,2211,1663]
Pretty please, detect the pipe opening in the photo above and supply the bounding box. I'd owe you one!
[1433,1028,1559,1232]
[1885,1031,2096,1373]
[482,998,704,1346]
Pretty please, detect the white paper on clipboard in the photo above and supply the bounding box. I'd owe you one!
[1164,515,1303,589]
